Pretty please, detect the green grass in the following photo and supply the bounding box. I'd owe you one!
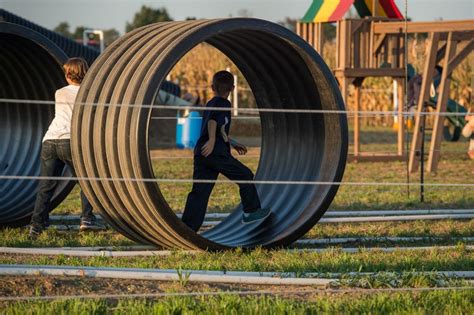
[52,130,474,215]
[305,220,474,238]
[1,289,473,314]
[0,228,133,248]
[1,131,473,312]
[1,246,472,273]
[1,220,472,248]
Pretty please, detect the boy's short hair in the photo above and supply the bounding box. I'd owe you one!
[212,71,234,94]
[63,58,89,84]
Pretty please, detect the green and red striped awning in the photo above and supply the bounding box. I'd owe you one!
[302,0,403,23]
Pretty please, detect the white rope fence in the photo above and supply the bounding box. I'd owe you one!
[0,98,470,117]
[1,174,473,188]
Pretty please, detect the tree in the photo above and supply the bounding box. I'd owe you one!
[53,22,72,38]
[278,17,298,32]
[103,29,120,46]
[125,5,173,32]
[236,9,252,17]
[73,26,88,40]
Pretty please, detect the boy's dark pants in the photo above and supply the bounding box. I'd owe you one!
[182,153,261,231]
[31,139,93,227]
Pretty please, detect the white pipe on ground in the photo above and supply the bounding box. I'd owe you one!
[48,214,474,230]
[323,209,474,217]
[48,209,474,222]
[0,265,473,285]
[296,236,474,245]
[8,236,471,253]
[0,265,332,286]
[317,214,474,223]
[0,245,471,257]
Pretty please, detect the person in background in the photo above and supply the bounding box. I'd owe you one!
[29,57,98,238]
[462,111,474,160]
[182,71,270,232]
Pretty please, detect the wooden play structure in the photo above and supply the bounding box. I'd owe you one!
[297,0,474,172]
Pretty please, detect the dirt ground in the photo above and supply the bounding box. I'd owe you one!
[0,275,317,299]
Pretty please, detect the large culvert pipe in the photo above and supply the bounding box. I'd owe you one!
[0,22,76,226]
[72,19,348,250]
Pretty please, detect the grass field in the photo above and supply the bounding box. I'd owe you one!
[2,289,473,314]
[53,128,474,215]
[1,131,473,313]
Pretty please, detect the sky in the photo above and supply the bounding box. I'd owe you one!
[3,0,473,34]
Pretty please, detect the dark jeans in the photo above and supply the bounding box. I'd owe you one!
[31,139,93,227]
[182,153,261,231]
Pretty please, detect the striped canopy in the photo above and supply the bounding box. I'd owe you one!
[302,0,403,23]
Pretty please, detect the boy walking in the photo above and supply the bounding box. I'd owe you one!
[29,58,98,238]
[182,71,270,232]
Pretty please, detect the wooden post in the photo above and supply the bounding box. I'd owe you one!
[336,21,340,69]
[339,76,350,105]
[409,32,440,173]
[301,22,308,43]
[354,82,362,157]
[369,21,375,67]
[345,20,352,68]
[337,20,350,70]
[372,0,378,17]
[316,22,324,56]
[397,78,405,156]
[427,32,457,172]
[353,24,361,68]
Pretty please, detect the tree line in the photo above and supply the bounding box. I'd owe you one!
[54,5,337,47]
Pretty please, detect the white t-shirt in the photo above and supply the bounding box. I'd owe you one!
[43,85,80,142]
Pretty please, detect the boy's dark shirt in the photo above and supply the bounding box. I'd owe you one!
[194,96,232,156]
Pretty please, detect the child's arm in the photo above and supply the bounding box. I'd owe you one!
[229,137,247,155]
[202,120,217,157]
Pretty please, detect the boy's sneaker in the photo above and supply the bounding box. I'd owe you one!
[80,216,100,231]
[242,208,271,224]
[28,224,43,239]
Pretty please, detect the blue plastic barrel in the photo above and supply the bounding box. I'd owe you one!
[176,111,202,149]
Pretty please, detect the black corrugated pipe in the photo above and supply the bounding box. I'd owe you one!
[0,22,76,227]
[0,9,181,96]
[72,19,348,250]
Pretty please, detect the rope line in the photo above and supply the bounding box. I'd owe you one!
[1,175,473,188]
[0,98,471,117]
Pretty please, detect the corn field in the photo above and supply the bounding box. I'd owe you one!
[169,40,472,127]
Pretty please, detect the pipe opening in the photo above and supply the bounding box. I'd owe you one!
[0,24,75,226]
[72,19,348,249]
